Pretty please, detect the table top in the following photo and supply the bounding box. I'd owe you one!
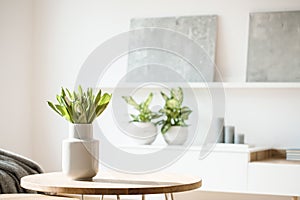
[21,172,202,195]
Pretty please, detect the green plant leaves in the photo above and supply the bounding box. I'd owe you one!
[157,87,192,134]
[122,92,160,123]
[122,96,139,109]
[171,87,183,105]
[160,92,168,101]
[122,87,192,134]
[55,104,73,123]
[47,86,111,124]
[47,101,60,115]
[161,123,171,134]
[94,90,102,105]
[99,93,112,106]
[144,93,153,107]
[181,106,192,120]
[78,85,83,97]
[166,99,180,108]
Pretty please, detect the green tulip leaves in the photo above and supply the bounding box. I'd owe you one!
[47,86,112,124]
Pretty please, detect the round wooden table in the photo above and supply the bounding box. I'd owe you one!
[21,172,201,200]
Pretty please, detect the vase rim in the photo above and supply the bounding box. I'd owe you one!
[131,121,154,124]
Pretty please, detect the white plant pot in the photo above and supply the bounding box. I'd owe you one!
[163,126,188,145]
[62,124,99,180]
[127,122,158,145]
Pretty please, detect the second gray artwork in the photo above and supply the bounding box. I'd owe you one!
[247,11,300,82]
[128,15,217,82]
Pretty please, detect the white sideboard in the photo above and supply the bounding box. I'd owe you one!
[248,160,300,196]
[119,144,300,198]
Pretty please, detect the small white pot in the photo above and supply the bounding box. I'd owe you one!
[62,123,99,180]
[163,126,188,145]
[127,122,158,145]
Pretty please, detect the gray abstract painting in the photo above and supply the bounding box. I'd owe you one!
[247,11,300,82]
[128,15,217,82]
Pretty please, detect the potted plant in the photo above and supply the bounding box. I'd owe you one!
[122,93,161,145]
[157,87,192,145]
[47,86,111,180]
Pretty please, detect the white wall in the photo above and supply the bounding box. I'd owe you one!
[0,0,33,158]
[31,0,300,172]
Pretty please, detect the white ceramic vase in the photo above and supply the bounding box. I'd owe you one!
[127,122,158,145]
[62,124,99,180]
[163,126,188,145]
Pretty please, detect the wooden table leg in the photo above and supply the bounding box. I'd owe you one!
[165,193,174,200]
[101,195,104,200]
[142,194,145,200]
[117,195,120,200]
[171,193,174,200]
[292,197,298,200]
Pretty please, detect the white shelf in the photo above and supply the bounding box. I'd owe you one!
[100,82,300,89]
[119,143,255,153]
[212,82,300,89]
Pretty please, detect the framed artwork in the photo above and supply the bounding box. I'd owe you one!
[127,15,217,82]
[247,11,300,82]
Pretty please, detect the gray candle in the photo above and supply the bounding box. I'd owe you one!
[234,133,245,144]
[224,126,235,143]
[215,118,224,143]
